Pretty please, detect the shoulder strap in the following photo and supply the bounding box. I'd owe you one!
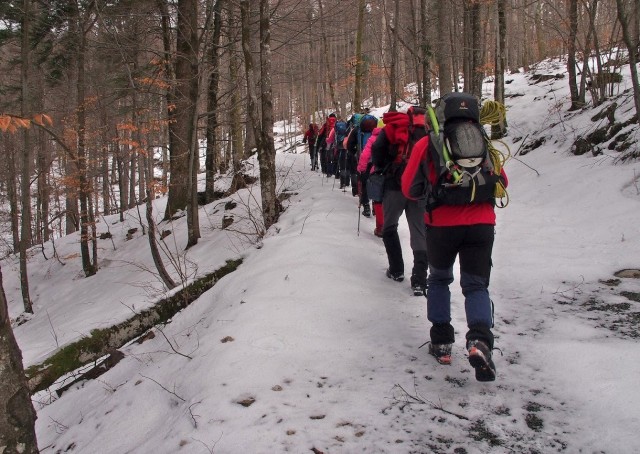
[427,106,461,183]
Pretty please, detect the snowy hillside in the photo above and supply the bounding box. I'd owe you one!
[4,59,640,453]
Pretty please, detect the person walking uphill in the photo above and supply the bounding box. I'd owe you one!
[401,92,509,382]
[357,118,385,236]
[302,123,319,170]
[315,114,336,175]
[371,106,428,296]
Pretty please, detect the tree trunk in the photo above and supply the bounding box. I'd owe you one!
[436,0,453,96]
[419,0,430,106]
[353,0,366,112]
[240,0,267,232]
[128,146,136,208]
[71,0,97,277]
[205,0,224,203]
[5,130,20,252]
[20,0,33,312]
[228,3,245,180]
[317,0,340,115]
[534,2,546,61]
[157,0,172,194]
[492,0,507,139]
[0,265,38,453]
[567,0,582,110]
[463,0,471,93]
[616,0,640,123]
[163,0,191,220]
[389,0,400,111]
[144,150,177,290]
[184,0,201,248]
[34,49,49,244]
[470,0,483,97]
[258,0,279,230]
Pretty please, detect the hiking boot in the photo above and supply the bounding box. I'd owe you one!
[429,343,453,365]
[362,204,371,217]
[467,340,496,382]
[410,275,427,296]
[385,268,404,282]
[373,227,383,238]
[411,283,426,296]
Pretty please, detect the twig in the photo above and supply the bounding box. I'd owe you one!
[552,276,585,300]
[139,374,185,401]
[119,300,139,316]
[511,156,541,176]
[300,210,312,234]
[49,416,69,435]
[513,133,530,157]
[45,309,59,348]
[100,215,117,251]
[392,383,469,420]
[188,401,202,428]
[156,326,193,360]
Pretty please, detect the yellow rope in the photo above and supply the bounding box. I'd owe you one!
[479,101,510,206]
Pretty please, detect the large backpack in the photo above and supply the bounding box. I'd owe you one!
[422,92,505,209]
[389,106,428,183]
[356,114,378,157]
[334,120,349,150]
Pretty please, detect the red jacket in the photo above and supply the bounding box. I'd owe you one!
[402,135,508,227]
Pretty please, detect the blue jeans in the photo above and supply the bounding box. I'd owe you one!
[426,224,495,346]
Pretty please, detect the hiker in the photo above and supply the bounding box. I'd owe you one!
[302,123,319,170]
[371,106,428,296]
[327,119,350,188]
[347,112,378,208]
[357,118,385,236]
[314,114,336,175]
[401,92,508,382]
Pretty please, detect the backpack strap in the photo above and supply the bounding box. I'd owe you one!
[427,105,461,183]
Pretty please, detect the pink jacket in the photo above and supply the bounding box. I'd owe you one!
[357,127,382,173]
[326,128,335,147]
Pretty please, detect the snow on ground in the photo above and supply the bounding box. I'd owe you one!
[4,58,640,453]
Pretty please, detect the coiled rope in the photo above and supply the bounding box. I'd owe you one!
[479,100,510,207]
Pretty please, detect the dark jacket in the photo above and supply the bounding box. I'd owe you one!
[371,111,411,191]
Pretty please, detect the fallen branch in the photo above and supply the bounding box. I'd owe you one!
[392,383,469,421]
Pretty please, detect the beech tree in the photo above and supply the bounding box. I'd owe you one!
[0,114,39,454]
[0,264,38,454]
[616,0,640,123]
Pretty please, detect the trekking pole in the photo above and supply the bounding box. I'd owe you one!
[357,202,361,236]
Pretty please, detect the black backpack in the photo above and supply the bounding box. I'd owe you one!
[425,92,504,208]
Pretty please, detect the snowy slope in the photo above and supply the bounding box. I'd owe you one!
[4,59,640,453]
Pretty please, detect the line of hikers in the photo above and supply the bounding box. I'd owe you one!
[302,93,509,382]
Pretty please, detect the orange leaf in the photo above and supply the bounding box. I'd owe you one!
[0,116,10,132]
[18,118,31,128]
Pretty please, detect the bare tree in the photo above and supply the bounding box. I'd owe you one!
[567,0,582,110]
[0,265,38,453]
[352,0,367,112]
[493,0,508,139]
[436,0,453,96]
[19,0,34,311]
[616,0,640,123]
[205,0,224,203]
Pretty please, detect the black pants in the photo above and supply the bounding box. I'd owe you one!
[381,188,427,284]
[426,224,495,348]
[309,144,317,170]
